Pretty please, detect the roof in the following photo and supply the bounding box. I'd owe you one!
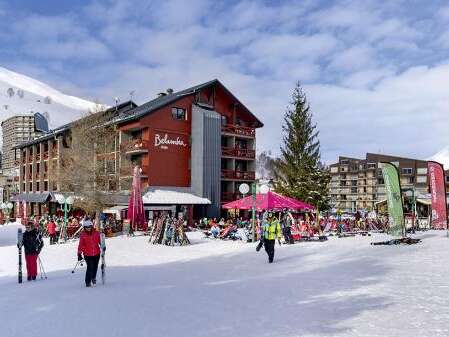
[11,192,51,203]
[13,101,137,149]
[115,79,264,128]
[142,187,211,205]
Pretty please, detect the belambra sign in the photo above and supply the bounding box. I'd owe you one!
[154,133,188,150]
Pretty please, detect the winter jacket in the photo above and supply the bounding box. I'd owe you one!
[22,229,44,255]
[262,219,282,241]
[47,221,57,235]
[78,229,101,257]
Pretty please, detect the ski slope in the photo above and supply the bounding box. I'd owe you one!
[0,227,449,337]
[0,66,100,146]
[429,145,449,169]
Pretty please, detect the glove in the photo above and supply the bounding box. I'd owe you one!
[77,253,83,261]
[278,239,282,246]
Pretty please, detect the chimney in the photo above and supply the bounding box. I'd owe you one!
[166,88,174,95]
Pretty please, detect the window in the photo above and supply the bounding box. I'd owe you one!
[417,168,427,175]
[416,176,427,184]
[172,107,186,120]
[401,168,413,175]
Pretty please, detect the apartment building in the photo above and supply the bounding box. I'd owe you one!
[1,114,43,176]
[329,153,439,212]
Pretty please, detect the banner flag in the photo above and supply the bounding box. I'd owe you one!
[428,161,448,230]
[382,162,404,237]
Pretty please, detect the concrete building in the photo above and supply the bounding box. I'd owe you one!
[1,114,43,176]
[329,153,445,212]
[12,79,263,220]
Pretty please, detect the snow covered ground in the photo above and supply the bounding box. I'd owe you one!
[1,227,449,337]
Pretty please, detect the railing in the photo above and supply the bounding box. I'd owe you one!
[221,192,244,202]
[221,124,255,137]
[221,147,255,159]
[43,152,49,160]
[235,170,255,180]
[120,165,149,177]
[221,169,235,179]
[221,170,255,180]
[120,139,149,153]
[35,154,40,161]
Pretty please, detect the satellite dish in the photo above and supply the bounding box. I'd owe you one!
[34,112,49,132]
[239,183,250,195]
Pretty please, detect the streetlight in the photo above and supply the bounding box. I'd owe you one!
[56,195,74,242]
[1,202,13,224]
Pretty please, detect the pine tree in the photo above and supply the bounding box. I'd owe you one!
[274,82,330,211]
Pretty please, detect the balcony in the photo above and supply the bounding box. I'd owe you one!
[120,139,149,154]
[221,147,256,159]
[221,169,255,181]
[120,165,149,177]
[221,124,255,138]
[221,192,244,203]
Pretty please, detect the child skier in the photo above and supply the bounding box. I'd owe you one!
[22,221,44,281]
[77,220,101,287]
[47,218,57,245]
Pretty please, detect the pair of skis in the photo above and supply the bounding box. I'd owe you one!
[100,232,106,285]
[18,228,23,284]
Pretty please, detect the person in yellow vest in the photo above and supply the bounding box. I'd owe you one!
[261,213,282,263]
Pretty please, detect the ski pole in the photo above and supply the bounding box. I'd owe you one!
[71,259,84,274]
[38,257,48,280]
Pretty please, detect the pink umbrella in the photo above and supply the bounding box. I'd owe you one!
[128,166,147,231]
[222,191,314,211]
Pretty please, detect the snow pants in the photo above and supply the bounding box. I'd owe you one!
[25,254,38,279]
[84,255,100,286]
[283,227,294,244]
[49,234,57,245]
[264,239,275,263]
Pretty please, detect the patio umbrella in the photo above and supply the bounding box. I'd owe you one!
[127,166,147,231]
[222,191,315,211]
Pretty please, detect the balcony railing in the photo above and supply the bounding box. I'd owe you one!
[221,170,255,181]
[120,139,149,153]
[120,165,149,177]
[235,170,255,180]
[221,147,255,159]
[221,124,255,138]
[221,192,245,202]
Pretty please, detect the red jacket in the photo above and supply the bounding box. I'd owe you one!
[47,221,56,235]
[78,230,101,257]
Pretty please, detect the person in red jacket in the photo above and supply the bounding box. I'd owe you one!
[77,219,101,287]
[47,219,57,245]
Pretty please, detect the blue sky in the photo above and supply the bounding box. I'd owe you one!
[1,0,449,163]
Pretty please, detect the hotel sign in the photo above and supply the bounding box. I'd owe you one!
[154,133,188,150]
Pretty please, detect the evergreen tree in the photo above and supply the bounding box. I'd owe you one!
[274,82,330,211]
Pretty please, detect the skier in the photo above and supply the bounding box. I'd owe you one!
[261,213,282,263]
[281,212,294,244]
[22,221,44,281]
[47,218,57,245]
[77,219,101,287]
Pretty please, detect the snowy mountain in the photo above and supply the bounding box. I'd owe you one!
[0,66,100,145]
[429,146,449,170]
